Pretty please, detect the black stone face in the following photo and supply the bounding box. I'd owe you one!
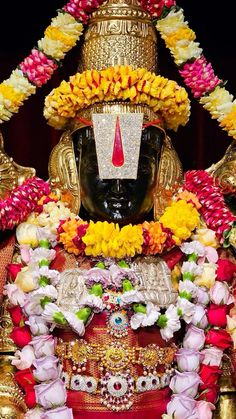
[74,125,163,225]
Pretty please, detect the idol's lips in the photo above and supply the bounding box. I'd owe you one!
[106,198,130,209]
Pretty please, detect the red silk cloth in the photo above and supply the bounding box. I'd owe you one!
[67,387,170,418]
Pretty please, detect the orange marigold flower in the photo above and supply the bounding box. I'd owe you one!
[142,221,167,254]
[177,190,202,209]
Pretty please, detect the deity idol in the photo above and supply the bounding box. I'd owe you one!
[0,1,236,419]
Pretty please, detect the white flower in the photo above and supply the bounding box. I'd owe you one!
[130,303,160,330]
[24,407,44,419]
[120,290,144,306]
[160,305,181,341]
[38,37,67,60]
[38,266,60,286]
[42,303,61,322]
[29,248,56,264]
[26,315,49,335]
[63,311,85,336]
[4,284,26,306]
[191,305,208,329]
[79,294,103,312]
[179,280,197,298]
[181,261,203,276]
[31,285,58,301]
[177,297,195,324]
[36,226,57,246]
[181,241,205,257]
[11,345,35,370]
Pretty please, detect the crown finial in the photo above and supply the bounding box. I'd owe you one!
[79,0,158,72]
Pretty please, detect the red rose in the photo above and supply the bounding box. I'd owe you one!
[7,263,23,281]
[162,247,184,270]
[24,386,36,409]
[205,329,232,349]
[10,326,31,348]
[217,259,236,282]
[197,383,220,403]
[15,369,35,390]
[7,306,26,326]
[207,304,228,328]
[199,364,222,386]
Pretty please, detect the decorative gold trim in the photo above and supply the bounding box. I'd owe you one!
[0,297,15,353]
[0,355,27,418]
[154,131,184,219]
[48,130,81,214]
[72,102,161,131]
[0,131,35,199]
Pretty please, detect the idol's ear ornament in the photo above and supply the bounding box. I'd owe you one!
[154,132,184,220]
[207,139,236,195]
[48,130,81,214]
[0,130,35,199]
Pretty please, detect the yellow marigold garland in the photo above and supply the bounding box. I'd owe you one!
[44,65,190,131]
[81,221,143,259]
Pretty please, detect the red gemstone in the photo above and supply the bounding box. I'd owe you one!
[112,116,124,167]
[114,382,122,390]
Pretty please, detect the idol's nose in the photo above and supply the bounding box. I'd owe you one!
[110,180,126,196]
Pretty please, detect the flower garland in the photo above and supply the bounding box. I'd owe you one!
[0,177,50,231]
[0,0,103,124]
[184,170,236,243]
[43,65,190,131]
[140,1,236,140]
[4,210,236,418]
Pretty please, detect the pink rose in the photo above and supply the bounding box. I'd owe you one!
[4,284,26,306]
[26,315,49,335]
[30,335,55,358]
[191,304,208,329]
[11,345,35,370]
[33,356,61,381]
[209,281,234,305]
[41,407,73,419]
[25,408,44,418]
[194,286,210,306]
[167,394,198,419]
[175,348,202,372]
[196,400,215,419]
[183,325,205,350]
[201,347,223,367]
[170,371,202,397]
[35,379,67,409]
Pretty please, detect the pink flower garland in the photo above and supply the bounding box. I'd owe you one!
[19,49,58,88]
[179,56,221,99]
[184,170,236,242]
[140,0,176,18]
[0,177,50,231]
[63,0,104,23]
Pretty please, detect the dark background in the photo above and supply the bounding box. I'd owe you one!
[0,0,235,179]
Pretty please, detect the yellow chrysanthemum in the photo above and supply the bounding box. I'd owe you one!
[164,27,196,49]
[44,65,190,131]
[159,200,200,245]
[0,84,25,111]
[38,37,68,60]
[45,27,77,48]
[82,221,143,259]
[50,12,83,37]
[200,86,234,120]
[219,103,236,139]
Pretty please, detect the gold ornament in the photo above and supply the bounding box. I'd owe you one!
[0,355,27,418]
[79,0,158,73]
[0,131,35,200]
[207,139,236,195]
